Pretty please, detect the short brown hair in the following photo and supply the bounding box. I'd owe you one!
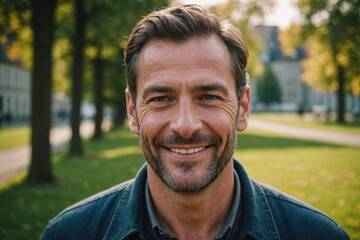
[125,4,249,104]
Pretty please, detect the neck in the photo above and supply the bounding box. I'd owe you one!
[147,161,235,240]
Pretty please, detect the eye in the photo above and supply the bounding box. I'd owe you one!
[147,95,174,105]
[151,96,168,102]
[201,94,220,101]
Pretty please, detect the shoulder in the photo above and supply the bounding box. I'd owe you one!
[256,181,350,240]
[40,179,135,240]
[41,164,149,240]
[63,179,134,213]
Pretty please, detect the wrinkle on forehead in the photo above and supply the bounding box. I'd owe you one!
[138,35,231,81]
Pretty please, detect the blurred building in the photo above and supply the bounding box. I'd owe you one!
[0,43,31,124]
[251,25,359,114]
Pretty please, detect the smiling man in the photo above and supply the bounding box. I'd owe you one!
[41,4,349,240]
[130,36,243,194]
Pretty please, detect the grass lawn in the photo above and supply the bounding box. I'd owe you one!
[0,127,359,239]
[0,126,30,150]
[251,112,360,134]
[236,128,360,239]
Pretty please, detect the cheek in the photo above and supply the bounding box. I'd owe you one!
[200,107,237,133]
[138,109,170,139]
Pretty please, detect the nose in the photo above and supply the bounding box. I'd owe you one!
[170,97,202,138]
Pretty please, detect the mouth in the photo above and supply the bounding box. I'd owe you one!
[169,147,206,155]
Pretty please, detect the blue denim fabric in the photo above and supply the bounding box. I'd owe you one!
[40,160,350,240]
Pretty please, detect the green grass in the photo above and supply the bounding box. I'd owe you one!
[0,126,30,150]
[251,112,360,134]
[0,128,145,239]
[236,128,360,239]
[0,127,359,239]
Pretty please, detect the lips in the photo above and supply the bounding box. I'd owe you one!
[154,133,220,156]
[169,147,206,154]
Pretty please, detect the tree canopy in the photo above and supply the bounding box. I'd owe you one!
[281,0,360,122]
[256,65,281,105]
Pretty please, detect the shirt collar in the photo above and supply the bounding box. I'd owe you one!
[145,170,241,240]
[145,181,175,239]
[104,161,279,240]
[233,160,281,240]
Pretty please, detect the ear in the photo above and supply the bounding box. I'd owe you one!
[125,88,139,135]
[237,87,251,132]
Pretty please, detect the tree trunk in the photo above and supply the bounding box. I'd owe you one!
[93,55,104,139]
[69,0,87,155]
[113,47,126,127]
[113,100,126,127]
[336,65,345,123]
[26,0,56,183]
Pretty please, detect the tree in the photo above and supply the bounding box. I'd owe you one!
[104,48,127,127]
[92,50,105,139]
[0,1,32,68]
[289,0,360,122]
[27,0,57,182]
[85,0,119,140]
[53,0,73,93]
[256,65,281,106]
[0,0,57,182]
[69,0,87,155]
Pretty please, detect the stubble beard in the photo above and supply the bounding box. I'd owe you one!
[140,129,237,193]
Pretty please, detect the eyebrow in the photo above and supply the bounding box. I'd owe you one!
[191,83,229,96]
[142,83,229,99]
[142,85,175,99]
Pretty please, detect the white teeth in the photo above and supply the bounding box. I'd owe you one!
[170,147,205,154]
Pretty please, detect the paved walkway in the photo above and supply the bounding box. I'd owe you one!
[249,119,360,147]
[0,119,359,184]
[0,121,96,184]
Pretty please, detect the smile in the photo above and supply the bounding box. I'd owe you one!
[170,147,206,154]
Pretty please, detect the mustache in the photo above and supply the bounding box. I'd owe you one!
[153,132,221,147]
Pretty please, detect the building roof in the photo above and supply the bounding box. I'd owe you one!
[254,25,307,63]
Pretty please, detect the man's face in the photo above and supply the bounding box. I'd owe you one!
[126,35,250,193]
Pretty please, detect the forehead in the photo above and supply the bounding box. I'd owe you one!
[137,35,232,80]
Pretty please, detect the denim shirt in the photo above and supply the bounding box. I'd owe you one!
[145,171,241,239]
[40,160,350,240]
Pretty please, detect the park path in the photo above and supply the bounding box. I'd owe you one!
[249,119,360,147]
[0,119,359,184]
[0,121,96,184]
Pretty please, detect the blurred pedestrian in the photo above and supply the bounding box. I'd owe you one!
[297,103,305,119]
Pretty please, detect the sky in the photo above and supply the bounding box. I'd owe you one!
[177,0,301,29]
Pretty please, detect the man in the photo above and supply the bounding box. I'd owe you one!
[41,5,349,240]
